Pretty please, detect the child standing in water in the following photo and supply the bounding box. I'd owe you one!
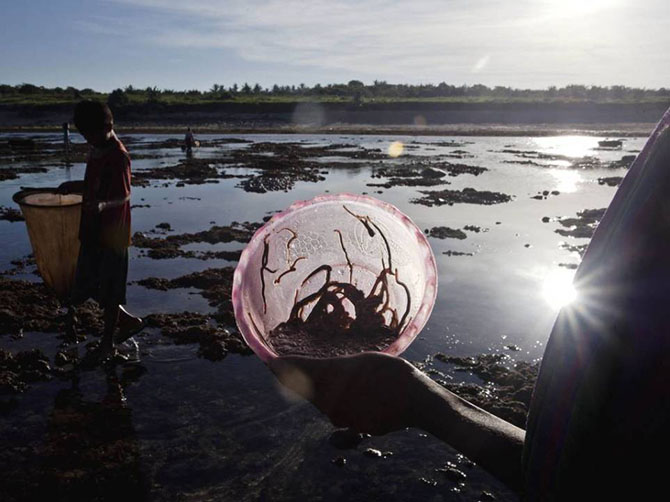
[59,100,143,361]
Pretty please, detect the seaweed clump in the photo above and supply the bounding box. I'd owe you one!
[262,206,412,358]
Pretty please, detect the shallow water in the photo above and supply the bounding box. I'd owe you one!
[0,132,644,500]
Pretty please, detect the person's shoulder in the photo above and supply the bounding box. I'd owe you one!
[110,138,131,165]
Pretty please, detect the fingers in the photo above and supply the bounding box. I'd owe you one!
[267,353,414,434]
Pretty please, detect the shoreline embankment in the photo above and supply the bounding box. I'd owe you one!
[1,100,667,136]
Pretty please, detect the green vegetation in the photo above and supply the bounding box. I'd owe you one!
[2,81,669,106]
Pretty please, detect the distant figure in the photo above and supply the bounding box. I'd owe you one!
[184,127,196,155]
[62,122,71,155]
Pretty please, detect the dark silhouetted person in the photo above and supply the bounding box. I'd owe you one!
[184,127,196,155]
[58,101,143,362]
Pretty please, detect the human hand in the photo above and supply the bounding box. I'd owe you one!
[57,180,83,195]
[82,199,101,213]
[269,352,423,435]
[57,181,75,195]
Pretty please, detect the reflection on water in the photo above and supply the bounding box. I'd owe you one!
[38,366,148,501]
[550,169,582,193]
[0,132,645,501]
[0,351,148,501]
[533,135,598,158]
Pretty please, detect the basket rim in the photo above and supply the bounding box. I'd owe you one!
[13,188,83,208]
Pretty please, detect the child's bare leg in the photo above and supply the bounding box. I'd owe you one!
[64,304,77,340]
[102,304,119,354]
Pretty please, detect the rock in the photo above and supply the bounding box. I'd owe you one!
[429,352,539,428]
[329,429,365,450]
[413,187,513,207]
[555,208,606,239]
[0,277,103,335]
[54,351,70,367]
[437,466,467,482]
[0,348,51,394]
[331,456,347,467]
[426,227,467,240]
[598,176,623,187]
[363,448,383,458]
[421,167,446,178]
[144,310,250,360]
[442,250,474,257]
[132,221,261,261]
[0,206,24,222]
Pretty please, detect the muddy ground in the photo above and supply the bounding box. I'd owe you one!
[121,138,509,198]
[0,134,620,402]
[555,208,607,239]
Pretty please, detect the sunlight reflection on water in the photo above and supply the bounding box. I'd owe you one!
[533,135,598,158]
[550,169,583,193]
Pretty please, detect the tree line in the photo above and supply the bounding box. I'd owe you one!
[2,81,669,105]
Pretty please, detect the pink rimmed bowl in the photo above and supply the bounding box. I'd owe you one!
[232,193,438,362]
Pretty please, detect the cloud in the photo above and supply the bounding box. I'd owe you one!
[102,0,669,86]
[108,1,533,73]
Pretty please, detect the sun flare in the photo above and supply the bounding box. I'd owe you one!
[542,269,578,310]
[388,141,404,158]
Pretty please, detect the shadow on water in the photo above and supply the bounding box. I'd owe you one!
[1,357,149,501]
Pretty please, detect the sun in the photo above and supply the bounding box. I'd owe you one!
[542,269,578,310]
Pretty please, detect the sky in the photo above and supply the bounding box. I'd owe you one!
[1,0,668,92]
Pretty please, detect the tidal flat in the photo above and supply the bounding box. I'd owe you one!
[0,131,644,501]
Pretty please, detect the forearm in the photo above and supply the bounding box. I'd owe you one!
[411,371,526,494]
[97,194,130,212]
